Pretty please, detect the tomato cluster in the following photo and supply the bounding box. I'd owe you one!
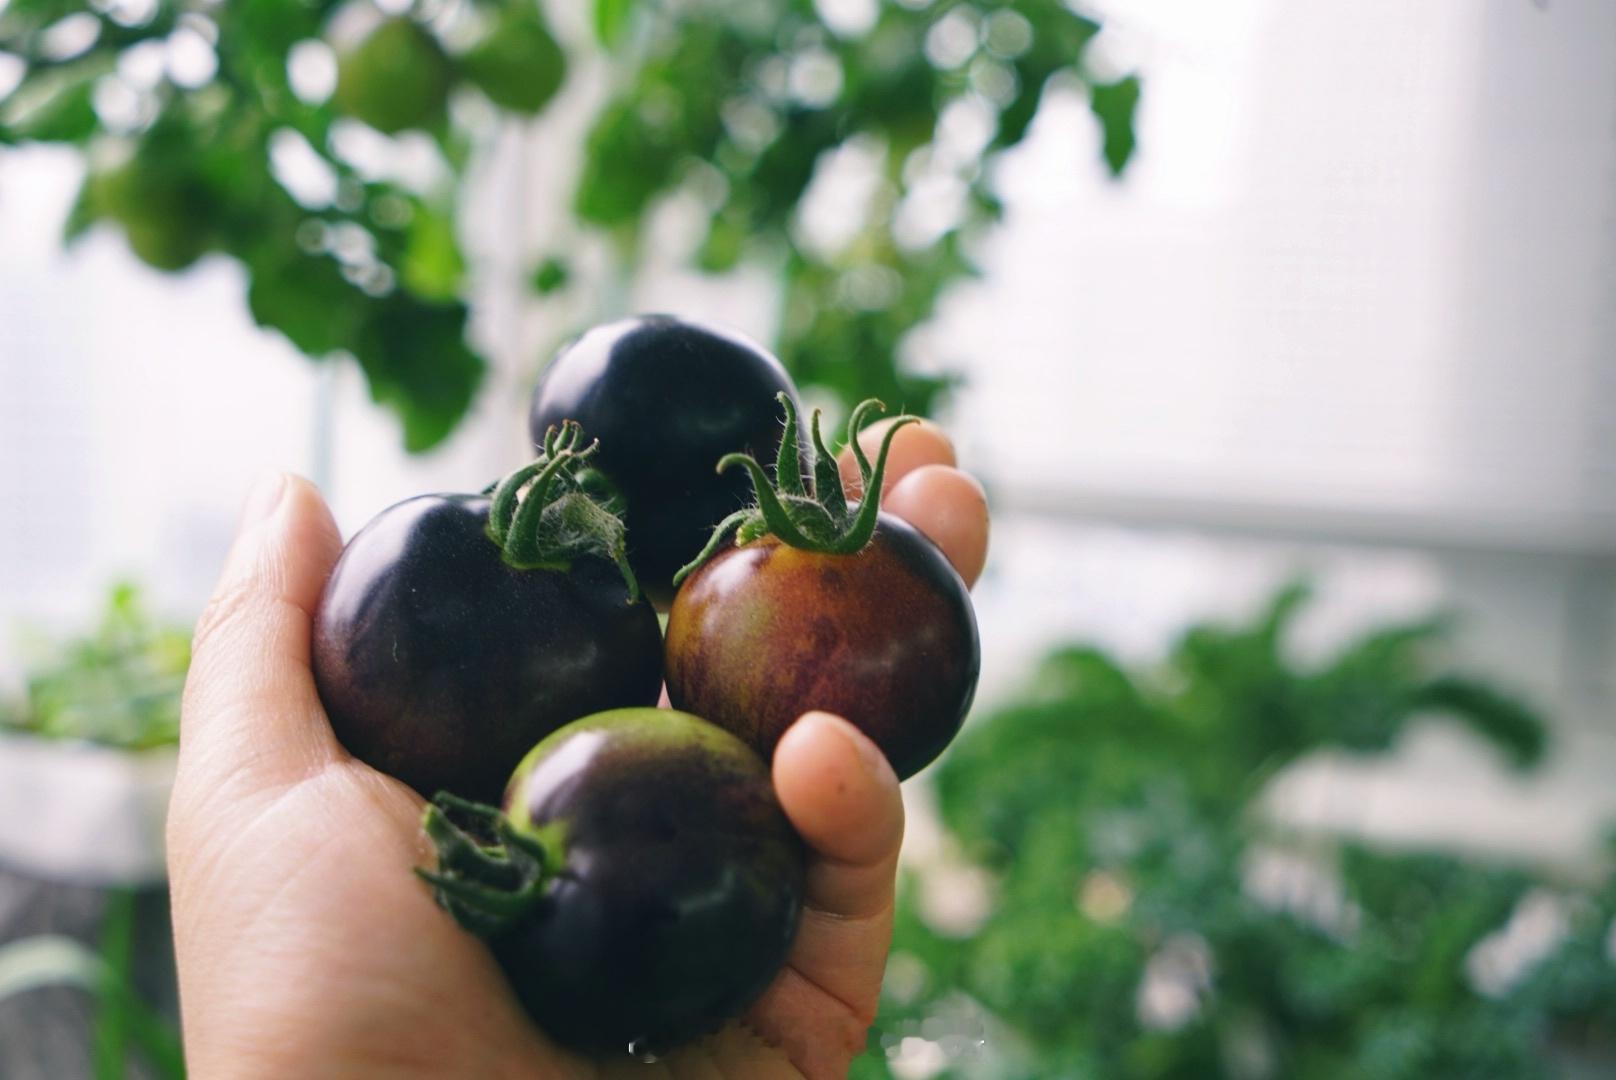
[310,314,980,1056]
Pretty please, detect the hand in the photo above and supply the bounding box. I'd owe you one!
[167,423,988,1079]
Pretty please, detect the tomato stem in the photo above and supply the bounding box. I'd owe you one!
[417,792,559,939]
[483,422,642,602]
[671,394,918,586]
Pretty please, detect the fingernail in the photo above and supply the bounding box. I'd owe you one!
[239,471,287,532]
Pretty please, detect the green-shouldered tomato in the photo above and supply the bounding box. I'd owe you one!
[417,708,806,1055]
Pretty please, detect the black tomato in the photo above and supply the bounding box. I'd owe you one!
[312,429,664,803]
[527,314,805,608]
[419,708,806,1056]
[664,395,980,780]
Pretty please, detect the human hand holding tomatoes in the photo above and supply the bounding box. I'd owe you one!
[167,421,986,1078]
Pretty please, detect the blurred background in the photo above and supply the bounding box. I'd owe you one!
[1,0,1613,1076]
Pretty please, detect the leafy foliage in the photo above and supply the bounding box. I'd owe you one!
[0,0,1138,448]
[569,0,1137,419]
[868,585,1616,1077]
[0,0,558,448]
[0,583,190,749]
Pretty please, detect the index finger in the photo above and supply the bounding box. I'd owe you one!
[837,418,989,589]
[836,417,956,499]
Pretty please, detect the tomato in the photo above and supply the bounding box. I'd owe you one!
[419,708,805,1055]
[528,315,805,608]
[461,10,566,115]
[334,18,452,135]
[664,395,980,779]
[312,426,662,802]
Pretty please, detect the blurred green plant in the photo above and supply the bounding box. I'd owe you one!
[1,583,190,750]
[0,0,1138,449]
[864,584,1616,1078]
[0,892,185,1079]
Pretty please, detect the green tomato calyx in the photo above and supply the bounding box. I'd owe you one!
[415,792,559,939]
[672,394,918,586]
[485,421,641,601]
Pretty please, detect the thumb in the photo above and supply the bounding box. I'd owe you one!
[177,472,345,801]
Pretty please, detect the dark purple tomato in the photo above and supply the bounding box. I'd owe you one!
[423,709,806,1055]
[665,513,979,780]
[527,315,805,608]
[311,494,663,803]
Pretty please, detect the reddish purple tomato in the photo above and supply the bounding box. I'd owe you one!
[312,435,664,803]
[666,512,979,780]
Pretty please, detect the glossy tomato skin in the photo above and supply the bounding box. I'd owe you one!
[665,513,979,780]
[528,315,804,608]
[311,495,663,804]
[496,708,805,1055]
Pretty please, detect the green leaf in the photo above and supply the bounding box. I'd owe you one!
[9,79,96,142]
[573,98,677,226]
[87,117,231,273]
[1412,674,1546,767]
[62,174,101,242]
[593,0,634,48]
[1088,73,1140,177]
[92,891,135,1080]
[696,215,745,272]
[350,293,484,452]
[401,204,464,301]
[246,248,362,357]
[217,0,329,61]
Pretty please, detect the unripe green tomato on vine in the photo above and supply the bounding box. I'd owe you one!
[335,17,453,135]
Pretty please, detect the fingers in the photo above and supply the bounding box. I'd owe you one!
[885,465,990,589]
[747,713,901,1076]
[837,417,989,589]
[837,417,956,499]
[772,711,901,989]
[774,712,904,918]
[179,472,345,797]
